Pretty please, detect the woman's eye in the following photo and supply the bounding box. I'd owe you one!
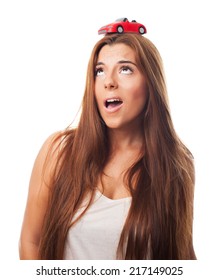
[95,68,104,76]
[120,66,133,74]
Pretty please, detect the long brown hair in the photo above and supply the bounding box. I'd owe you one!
[39,33,196,260]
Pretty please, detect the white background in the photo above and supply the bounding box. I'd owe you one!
[0,0,217,278]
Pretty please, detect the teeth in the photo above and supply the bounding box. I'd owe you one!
[105,98,123,108]
[107,99,121,103]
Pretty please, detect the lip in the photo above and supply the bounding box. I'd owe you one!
[104,102,123,113]
[103,96,124,113]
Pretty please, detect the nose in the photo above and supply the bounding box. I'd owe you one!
[104,72,118,90]
[104,82,117,90]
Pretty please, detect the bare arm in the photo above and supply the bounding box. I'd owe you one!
[19,133,59,259]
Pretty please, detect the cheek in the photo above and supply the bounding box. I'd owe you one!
[129,82,147,104]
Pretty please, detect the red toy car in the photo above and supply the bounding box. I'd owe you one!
[98,18,147,35]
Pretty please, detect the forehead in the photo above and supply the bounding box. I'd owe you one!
[97,43,136,63]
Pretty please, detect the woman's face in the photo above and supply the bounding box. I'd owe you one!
[94,43,147,130]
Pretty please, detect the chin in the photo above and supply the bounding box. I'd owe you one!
[103,120,122,129]
[105,123,121,129]
[104,119,131,130]
[104,116,143,131]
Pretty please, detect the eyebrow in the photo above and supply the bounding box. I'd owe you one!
[96,60,137,66]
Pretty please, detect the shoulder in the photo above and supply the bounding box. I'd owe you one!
[39,128,77,179]
[35,131,62,171]
[30,130,70,187]
[38,128,76,162]
[28,132,60,190]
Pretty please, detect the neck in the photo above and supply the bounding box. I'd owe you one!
[108,125,144,153]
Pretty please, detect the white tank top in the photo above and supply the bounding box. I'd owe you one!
[63,190,132,260]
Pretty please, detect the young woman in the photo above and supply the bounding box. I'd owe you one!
[19,32,196,260]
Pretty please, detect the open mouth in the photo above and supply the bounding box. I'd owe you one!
[105,98,123,109]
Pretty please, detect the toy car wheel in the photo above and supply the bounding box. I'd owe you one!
[117,26,124,33]
[139,26,145,34]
